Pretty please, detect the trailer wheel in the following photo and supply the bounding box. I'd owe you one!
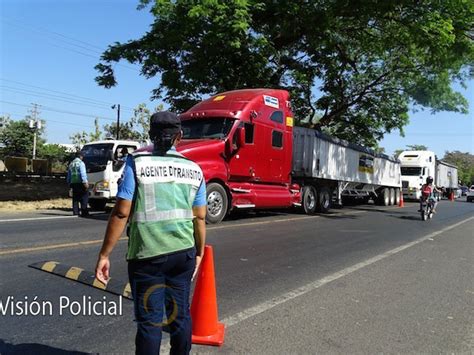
[317,187,332,213]
[389,188,395,205]
[89,199,107,211]
[378,188,390,206]
[302,185,318,214]
[206,183,228,224]
[394,188,401,206]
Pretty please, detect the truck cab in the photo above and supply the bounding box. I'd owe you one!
[177,89,300,223]
[399,150,436,200]
[81,139,142,210]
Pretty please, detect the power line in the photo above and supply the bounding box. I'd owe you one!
[44,118,96,129]
[0,111,29,118]
[0,100,116,121]
[0,78,135,111]
[3,17,140,73]
[1,86,116,111]
[3,17,104,53]
[1,112,102,129]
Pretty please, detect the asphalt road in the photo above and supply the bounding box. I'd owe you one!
[0,198,473,354]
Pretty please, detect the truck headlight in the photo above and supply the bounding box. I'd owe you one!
[95,180,110,191]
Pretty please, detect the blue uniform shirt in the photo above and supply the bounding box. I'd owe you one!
[117,147,207,207]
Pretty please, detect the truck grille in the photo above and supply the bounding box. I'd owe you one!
[402,181,409,188]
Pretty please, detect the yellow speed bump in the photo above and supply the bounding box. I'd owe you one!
[29,261,133,300]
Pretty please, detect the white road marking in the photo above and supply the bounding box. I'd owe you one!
[0,215,78,223]
[222,215,474,327]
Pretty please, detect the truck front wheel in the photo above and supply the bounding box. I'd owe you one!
[206,183,228,224]
[302,186,318,214]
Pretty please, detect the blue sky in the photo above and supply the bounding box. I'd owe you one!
[1,0,473,158]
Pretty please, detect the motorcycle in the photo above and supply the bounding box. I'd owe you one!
[420,192,438,221]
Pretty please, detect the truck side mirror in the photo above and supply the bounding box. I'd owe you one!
[224,127,245,159]
[235,127,245,149]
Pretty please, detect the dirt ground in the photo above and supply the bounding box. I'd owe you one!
[0,198,71,212]
[0,176,69,201]
[0,176,72,211]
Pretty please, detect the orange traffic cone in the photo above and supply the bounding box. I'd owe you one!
[191,245,225,346]
[449,191,455,201]
[399,194,405,207]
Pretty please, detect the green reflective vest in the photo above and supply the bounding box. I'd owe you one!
[126,151,204,261]
[69,158,83,184]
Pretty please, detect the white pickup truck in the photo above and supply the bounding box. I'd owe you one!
[467,185,474,203]
[81,139,142,210]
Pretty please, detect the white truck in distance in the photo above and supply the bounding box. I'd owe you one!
[398,150,458,200]
[81,139,142,210]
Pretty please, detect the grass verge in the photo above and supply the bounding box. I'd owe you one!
[0,198,71,212]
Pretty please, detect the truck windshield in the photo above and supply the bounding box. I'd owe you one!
[181,118,234,139]
[81,143,114,173]
[401,167,422,176]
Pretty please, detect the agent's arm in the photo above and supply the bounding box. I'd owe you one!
[192,205,206,280]
[192,180,207,280]
[95,156,135,284]
[80,161,88,188]
[95,199,131,284]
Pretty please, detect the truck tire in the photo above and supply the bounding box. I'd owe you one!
[89,199,107,211]
[394,188,401,206]
[206,183,228,224]
[317,187,332,213]
[389,188,395,205]
[378,188,390,206]
[302,185,318,214]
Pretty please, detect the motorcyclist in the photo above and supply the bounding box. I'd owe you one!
[419,176,441,213]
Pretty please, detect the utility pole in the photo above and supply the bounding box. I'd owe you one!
[112,104,121,140]
[29,103,41,159]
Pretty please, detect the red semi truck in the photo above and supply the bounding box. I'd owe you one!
[144,89,401,223]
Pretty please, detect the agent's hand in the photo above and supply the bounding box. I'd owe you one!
[192,255,202,281]
[83,182,89,190]
[95,256,110,285]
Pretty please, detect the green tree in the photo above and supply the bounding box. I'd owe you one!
[70,118,102,148]
[103,121,143,140]
[103,103,161,140]
[442,150,474,185]
[406,144,429,151]
[394,144,429,159]
[0,117,45,158]
[70,104,160,144]
[89,118,102,141]
[70,131,90,149]
[95,0,474,147]
[37,143,70,172]
[393,149,404,159]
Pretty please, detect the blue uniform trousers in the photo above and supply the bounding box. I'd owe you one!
[128,248,196,355]
[70,183,89,216]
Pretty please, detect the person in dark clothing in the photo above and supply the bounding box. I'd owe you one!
[67,151,89,216]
